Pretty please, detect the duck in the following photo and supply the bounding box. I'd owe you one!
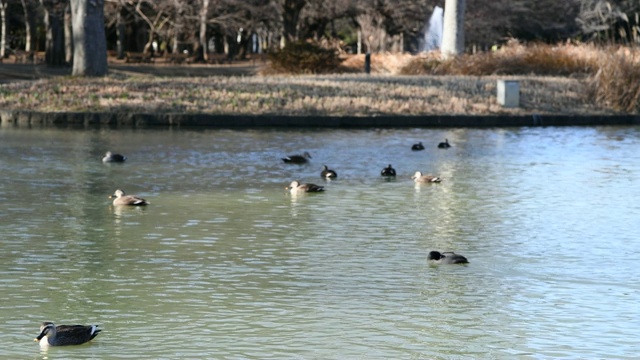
[438,139,451,149]
[321,165,337,179]
[427,251,469,264]
[380,164,396,177]
[102,151,127,163]
[286,180,325,194]
[411,142,425,151]
[34,322,101,346]
[109,189,149,206]
[282,152,311,164]
[411,171,442,183]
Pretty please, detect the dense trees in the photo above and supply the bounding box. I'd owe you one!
[0,0,639,72]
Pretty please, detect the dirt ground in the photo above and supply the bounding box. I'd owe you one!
[0,58,261,82]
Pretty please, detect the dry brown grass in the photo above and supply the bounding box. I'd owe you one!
[396,41,640,114]
[400,40,600,76]
[1,42,638,116]
[0,73,611,116]
[587,48,640,113]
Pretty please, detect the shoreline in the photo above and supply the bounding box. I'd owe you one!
[2,111,638,128]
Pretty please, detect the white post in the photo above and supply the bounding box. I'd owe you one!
[497,80,519,108]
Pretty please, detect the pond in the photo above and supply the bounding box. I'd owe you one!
[0,125,639,359]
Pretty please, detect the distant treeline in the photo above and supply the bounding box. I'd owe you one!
[2,0,639,62]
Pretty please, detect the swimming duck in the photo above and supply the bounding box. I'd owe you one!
[286,180,325,194]
[411,171,442,183]
[438,139,451,149]
[109,189,149,206]
[34,322,101,346]
[102,151,127,163]
[411,142,425,151]
[427,251,469,264]
[282,152,311,164]
[381,164,396,177]
[321,165,338,179]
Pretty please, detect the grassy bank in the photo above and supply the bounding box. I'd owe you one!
[0,42,638,117]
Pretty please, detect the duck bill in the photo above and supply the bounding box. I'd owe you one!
[34,329,47,341]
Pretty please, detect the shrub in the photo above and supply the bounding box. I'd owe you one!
[588,49,640,113]
[400,40,598,76]
[267,41,342,74]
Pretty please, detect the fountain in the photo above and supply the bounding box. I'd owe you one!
[420,6,444,52]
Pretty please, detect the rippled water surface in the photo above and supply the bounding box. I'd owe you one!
[1,126,639,359]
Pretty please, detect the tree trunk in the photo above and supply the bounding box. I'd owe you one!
[282,0,306,44]
[116,8,125,59]
[41,0,66,66]
[1,1,7,59]
[20,0,37,52]
[441,0,466,58]
[199,0,209,62]
[64,3,72,63]
[70,0,107,76]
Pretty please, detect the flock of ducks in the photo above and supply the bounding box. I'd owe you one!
[35,140,467,347]
[283,139,450,194]
[280,140,468,267]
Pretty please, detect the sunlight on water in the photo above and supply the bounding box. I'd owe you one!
[0,126,639,359]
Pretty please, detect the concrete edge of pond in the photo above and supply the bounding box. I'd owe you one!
[1,110,640,128]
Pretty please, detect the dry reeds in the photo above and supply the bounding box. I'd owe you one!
[587,48,640,113]
[398,40,640,113]
[400,40,599,76]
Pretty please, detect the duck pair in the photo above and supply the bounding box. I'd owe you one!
[412,139,451,150]
[382,166,440,183]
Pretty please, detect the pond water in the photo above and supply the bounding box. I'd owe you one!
[0,125,639,359]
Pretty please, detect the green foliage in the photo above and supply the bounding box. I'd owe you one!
[267,42,342,74]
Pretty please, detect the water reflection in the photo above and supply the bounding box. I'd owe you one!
[1,126,639,359]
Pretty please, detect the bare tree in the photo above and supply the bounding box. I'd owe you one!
[64,2,72,63]
[70,0,107,76]
[577,0,629,41]
[351,0,430,53]
[278,0,306,43]
[464,0,522,49]
[20,0,38,52]
[128,0,171,54]
[441,0,466,58]
[105,0,129,58]
[299,0,348,41]
[195,0,273,59]
[356,10,387,53]
[199,0,209,59]
[0,0,7,58]
[41,0,67,66]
